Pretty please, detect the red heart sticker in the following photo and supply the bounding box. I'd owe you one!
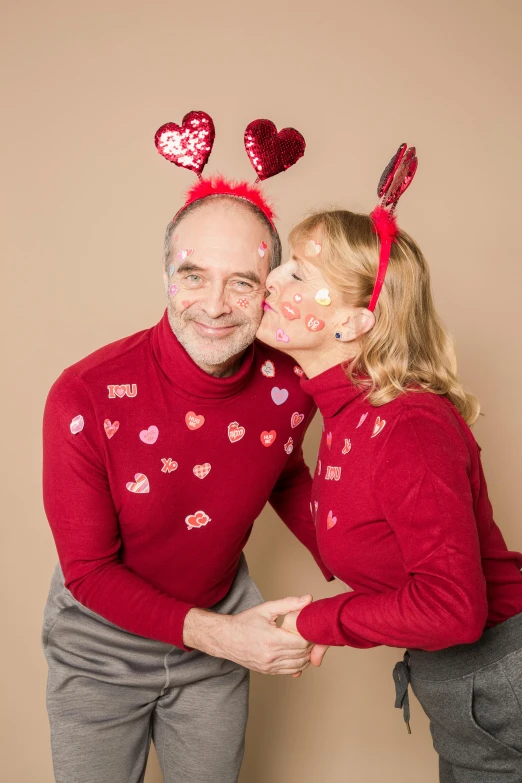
[228,421,246,443]
[244,120,306,181]
[371,417,386,438]
[185,411,205,430]
[104,419,119,439]
[260,430,277,447]
[305,314,325,332]
[155,111,215,175]
[291,412,304,429]
[185,510,211,530]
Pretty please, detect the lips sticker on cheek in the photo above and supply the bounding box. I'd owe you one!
[281,302,300,320]
[305,314,325,332]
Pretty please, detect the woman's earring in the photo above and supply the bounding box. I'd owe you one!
[335,332,342,340]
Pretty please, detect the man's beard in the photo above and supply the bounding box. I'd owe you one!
[166,301,261,371]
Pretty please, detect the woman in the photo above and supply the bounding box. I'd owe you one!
[256,185,522,780]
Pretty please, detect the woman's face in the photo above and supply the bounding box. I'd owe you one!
[256,241,348,359]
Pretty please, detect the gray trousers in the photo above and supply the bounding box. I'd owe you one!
[407,611,522,782]
[42,555,263,783]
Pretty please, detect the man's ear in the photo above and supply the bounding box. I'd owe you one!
[337,308,375,342]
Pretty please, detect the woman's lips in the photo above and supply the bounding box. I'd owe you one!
[262,301,275,312]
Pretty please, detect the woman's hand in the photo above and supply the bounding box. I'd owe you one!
[282,609,330,675]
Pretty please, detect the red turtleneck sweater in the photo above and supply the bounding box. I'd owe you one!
[43,311,331,649]
[296,364,522,651]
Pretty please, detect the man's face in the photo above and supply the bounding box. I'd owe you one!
[163,200,272,373]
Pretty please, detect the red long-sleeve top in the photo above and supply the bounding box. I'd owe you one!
[43,311,331,649]
[296,363,522,651]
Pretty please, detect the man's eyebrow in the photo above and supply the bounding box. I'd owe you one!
[230,271,262,285]
[176,261,205,275]
[176,262,261,286]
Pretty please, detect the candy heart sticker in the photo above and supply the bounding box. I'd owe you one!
[185,411,205,430]
[169,284,179,297]
[260,430,277,447]
[193,463,211,479]
[126,473,150,493]
[177,248,194,262]
[284,437,294,455]
[342,438,352,454]
[314,288,331,306]
[371,417,386,438]
[161,458,178,473]
[185,510,211,530]
[276,328,290,343]
[305,240,321,256]
[281,302,301,320]
[139,425,159,445]
[104,419,119,439]
[237,297,249,308]
[305,315,325,332]
[293,365,305,377]
[327,510,337,529]
[291,412,304,428]
[326,431,332,448]
[70,415,84,435]
[271,387,289,405]
[356,412,368,429]
[258,240,268,257]
[228,421,246,443]
[155,111,215,175]
[168,264,175,277]
[261,360,276,378]
[294,293,302,303]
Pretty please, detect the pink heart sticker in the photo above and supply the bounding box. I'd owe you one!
[126,473,150,493]
[371,417,386,438]
[356,412,368,429]
[271,387,289,406]
[276,328,290,343]
[70,415,84,435]
[327,510,337,529]
[193,463,211,479]
[139,425,159,444]
[291,412,305,428]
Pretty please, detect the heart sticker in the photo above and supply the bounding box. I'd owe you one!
[356,412,368,429]
[342,438,352,454]
[371,417,386,438]
[261,360,276,378]
[193,463,211,479]
[326,432,332,449]
[271,387,289,406]
[314,288,331,306]
[228,421,246,443]
[177,248,194,262]
[70,415,84,435]
[126,473,150,494]
[276,328,290,343]
[305,315,325,332]
[281,302,301,320]
[327,510,337,530]
[155,111,215,175]
[113,385,127,398]
[317,459,322,476]
[294,293,302,303]
[305,240,321,256]
[185,510,211,530]
[260,430,277,447]
[244,119,306,180]
[258,240,268,257]
[293,365,305,378]
[185,411,205,430]
[140,425,159,445]
[169,284,179,297]
[291,412,305,428]
[284,437,294,455]
[104,419,119,439]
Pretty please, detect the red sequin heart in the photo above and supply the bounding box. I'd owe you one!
[244,120,305,181]
[155,111,215,175]
[378,143,418,207]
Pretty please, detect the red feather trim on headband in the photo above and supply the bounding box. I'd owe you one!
[368,205,399,312]
[175,175,277,227]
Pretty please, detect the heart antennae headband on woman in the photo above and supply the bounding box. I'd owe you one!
[367,143,418,312]
[154,110,306,229]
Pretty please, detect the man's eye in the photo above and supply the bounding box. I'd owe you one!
[187,275,201,282]
[292,273,302,281]
[236,281,252,288]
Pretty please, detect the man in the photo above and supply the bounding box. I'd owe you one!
[42,186,330,783]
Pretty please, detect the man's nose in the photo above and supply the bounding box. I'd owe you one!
[200,284,233,319]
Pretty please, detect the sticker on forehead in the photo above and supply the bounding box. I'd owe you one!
[305,314,325,332]
[305,240,321,256]
[169,284,179,297]
[258,241,268,258]
[314,288,331,306]
[177,248,194,262]
[281,302,300,320]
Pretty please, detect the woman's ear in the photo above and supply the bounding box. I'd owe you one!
[336,308,375,342]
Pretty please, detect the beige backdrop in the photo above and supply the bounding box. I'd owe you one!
[2,1,521,781]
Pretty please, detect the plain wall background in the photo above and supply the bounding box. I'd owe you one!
[2,1,521,780]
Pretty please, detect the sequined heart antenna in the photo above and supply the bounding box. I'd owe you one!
[154,110,306,227]
[368,144,418,312]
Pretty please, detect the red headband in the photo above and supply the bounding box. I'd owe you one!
[368,143,418,312]
[154,111,305,229]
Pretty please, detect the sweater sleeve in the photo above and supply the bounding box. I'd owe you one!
[43,370,196,649]
[296,406,489,650]
[269,409,333,581]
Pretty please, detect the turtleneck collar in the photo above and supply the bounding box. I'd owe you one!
[150,310,256,401]
[300,362,366,419]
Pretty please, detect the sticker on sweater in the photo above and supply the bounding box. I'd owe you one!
[281,302,301,320]
[291,412,304,428]
[228,421,245,443]
[140,425,159,444]
[293,365,304,377]
[327,510,337,529]
[317,459,322,476]
[342,438,352,454]
[107,384,137,399]
[271,387,289,405]
[126,473,150,493]
[284,437,294,455]
[325,466,342,481]
[177,248,194,262]
[260,430,277,447]
[326,431,332,449]
[314,500,319,524]
[261,360,276,378]
[258,240,268,257]
[185,510,211,530]
[104,419,119,439]
[371,417,386,438]
[305,314,325,332]
[276,327,290,343]
[193,463,211,479]
[314,288,331,306]
[185,411,205,430]
[70,415,84,434]
[356,412,368,429]
[161,458,178,473]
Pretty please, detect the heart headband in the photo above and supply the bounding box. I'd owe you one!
[368,143,418,312]
[154,110,306,228]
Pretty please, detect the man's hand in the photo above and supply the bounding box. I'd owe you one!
[183,596,315,675]
[281,609,330,671]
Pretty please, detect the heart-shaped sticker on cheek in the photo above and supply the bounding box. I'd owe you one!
[294,293,302,303]
[276,328,290,343]
[169,284,179,297]
[305,315,325,332]
[315,288,331,306]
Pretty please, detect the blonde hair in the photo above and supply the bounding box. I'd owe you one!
[289,210,480,425]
